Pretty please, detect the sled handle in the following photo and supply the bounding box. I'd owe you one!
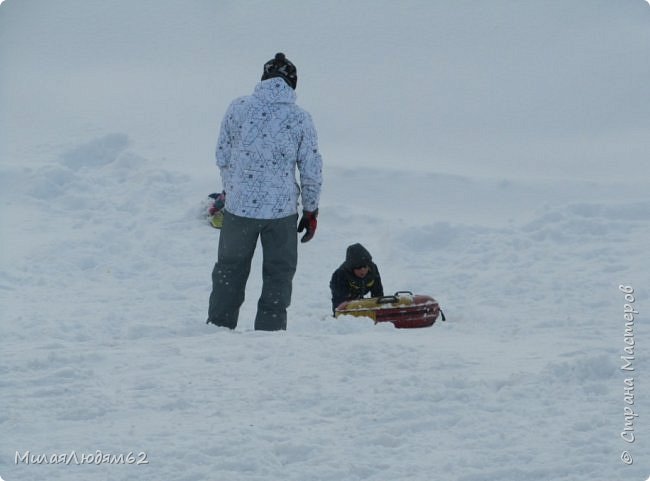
[377,295,398,304]
[377,291,413,304]
[394,290,413,297]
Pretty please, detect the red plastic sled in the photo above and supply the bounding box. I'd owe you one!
[334,291,445,329]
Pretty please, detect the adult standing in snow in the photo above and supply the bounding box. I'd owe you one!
[330,243,384,315]
[207,52,323,331]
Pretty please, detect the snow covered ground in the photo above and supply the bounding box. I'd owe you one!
[2,133,649,481]
[2,1,650,481]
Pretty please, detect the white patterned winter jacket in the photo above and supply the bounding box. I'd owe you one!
[216,78,323,219]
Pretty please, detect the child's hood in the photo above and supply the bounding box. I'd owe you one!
[344,243,373,269]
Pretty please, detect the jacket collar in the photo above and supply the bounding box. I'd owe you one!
[254,78,297,104]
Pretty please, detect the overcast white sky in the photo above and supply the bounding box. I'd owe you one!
[1,0,649,181]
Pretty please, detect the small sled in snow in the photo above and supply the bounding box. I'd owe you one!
[334,291,445,329]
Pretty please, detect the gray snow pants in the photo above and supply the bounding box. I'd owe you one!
[207,210,298,331]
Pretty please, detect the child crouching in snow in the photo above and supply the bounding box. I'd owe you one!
[330,243,384,315]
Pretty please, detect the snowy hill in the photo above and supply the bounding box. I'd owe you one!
[2,1,650,481]
[2,131,648,481]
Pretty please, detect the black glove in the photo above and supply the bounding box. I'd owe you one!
[297,209,318,243]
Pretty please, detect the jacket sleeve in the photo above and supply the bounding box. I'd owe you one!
[215,102,234,189]
[370,266,384,298]
[296,112,323,212]
[330,269,349,314]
